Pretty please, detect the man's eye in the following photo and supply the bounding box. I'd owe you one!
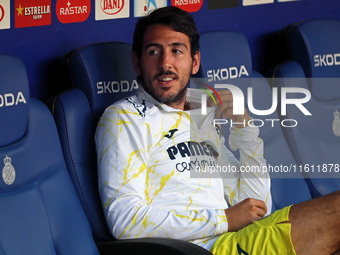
[149,50,159,55]
[173,49,183,54]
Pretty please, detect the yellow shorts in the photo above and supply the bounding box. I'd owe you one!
[210,206,296,255]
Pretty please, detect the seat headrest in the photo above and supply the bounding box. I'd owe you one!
[0,54,29,147]
[198,30,252,89]
[67,42,139,122]
[287,19,340,101]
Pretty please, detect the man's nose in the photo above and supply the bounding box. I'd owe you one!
[159,51,172,70]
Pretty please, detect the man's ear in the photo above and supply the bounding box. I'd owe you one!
[132,52,141,76]
[191,51,201,75]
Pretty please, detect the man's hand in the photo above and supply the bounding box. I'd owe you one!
[207,90,251,128]
[224,198,267,232]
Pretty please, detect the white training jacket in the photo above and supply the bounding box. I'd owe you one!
[95,87,271,250]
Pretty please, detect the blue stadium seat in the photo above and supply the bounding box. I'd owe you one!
[285,18,340,80]
[197,31,312,210]
[270,18,340,197]
[50,42,212,254]
[52,42,138,242]
[0,54,99,254]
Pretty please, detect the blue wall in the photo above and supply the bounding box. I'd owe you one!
[1,0,339,101]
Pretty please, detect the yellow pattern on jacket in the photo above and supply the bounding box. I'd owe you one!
[95,87,271,249]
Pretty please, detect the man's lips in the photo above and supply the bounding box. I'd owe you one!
[154,70,178,83]
[158,76,175,82]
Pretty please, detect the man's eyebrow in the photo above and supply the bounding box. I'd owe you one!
[145,43,162,49]
[171,42,188,49]
[145,42,188,49]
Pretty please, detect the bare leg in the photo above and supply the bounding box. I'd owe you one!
[289,191,340,255]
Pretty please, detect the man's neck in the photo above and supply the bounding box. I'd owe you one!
[165,96,188,111]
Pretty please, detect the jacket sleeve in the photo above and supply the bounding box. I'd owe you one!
[95,105,229,241]
[220,125,272,215]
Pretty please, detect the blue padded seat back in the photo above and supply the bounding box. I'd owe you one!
[197,31,252,90]
[0,55,29,147]
[53,87,112,242]
[0,54,99,255]
[198,31,311,210]
[67,41,138,123]
[197,31,253,151]
[286,18,340,101]
[52,42,138,242]
[272,60,340,197]
[250,72,312,209]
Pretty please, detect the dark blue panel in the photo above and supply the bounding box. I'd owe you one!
[0,0,339,100]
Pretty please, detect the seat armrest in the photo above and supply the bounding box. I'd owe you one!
[97,238,212,255]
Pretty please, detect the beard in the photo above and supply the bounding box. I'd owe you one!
[139,68,192,106]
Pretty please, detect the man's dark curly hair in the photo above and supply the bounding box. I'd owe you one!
[132,6,200,61]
